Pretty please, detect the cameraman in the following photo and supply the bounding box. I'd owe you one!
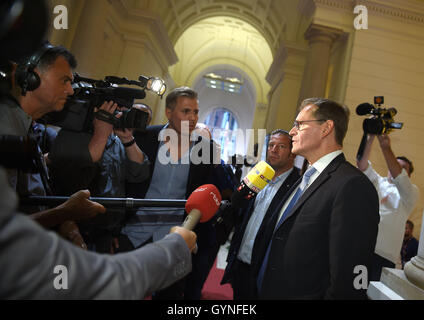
[357,133,419,281]
[0,46,105,246]
[48,101,150,253]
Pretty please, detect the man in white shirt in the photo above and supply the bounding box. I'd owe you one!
[357,133,419,281]
[222,129,300,299]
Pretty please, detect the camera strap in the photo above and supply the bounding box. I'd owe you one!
[94,109,116,125]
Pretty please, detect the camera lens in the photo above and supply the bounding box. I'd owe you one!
[363,118,384,135]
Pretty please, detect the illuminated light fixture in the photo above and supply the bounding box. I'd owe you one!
[139,75,167,97]
[203,72,243,94]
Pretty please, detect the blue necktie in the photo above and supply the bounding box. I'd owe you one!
[256,166,317,292]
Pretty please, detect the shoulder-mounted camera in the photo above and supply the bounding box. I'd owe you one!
[40,74,165,133]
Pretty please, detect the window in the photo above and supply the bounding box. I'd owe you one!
[204,108,240,162]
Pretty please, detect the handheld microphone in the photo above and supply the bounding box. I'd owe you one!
[183,184,222,230]
[231,160,275,206]
[212,161,275,246]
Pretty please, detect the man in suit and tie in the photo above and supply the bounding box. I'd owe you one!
[256,98,380,299]
[222,129,300,299]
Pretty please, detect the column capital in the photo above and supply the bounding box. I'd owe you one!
[304,23,344,45]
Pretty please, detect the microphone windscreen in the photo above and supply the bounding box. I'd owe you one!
[242,161,275,194]
[356,103,374,115]
[185,184,222,223]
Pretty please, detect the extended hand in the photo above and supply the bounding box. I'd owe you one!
[57,189,106,221]
[58,220,88,250]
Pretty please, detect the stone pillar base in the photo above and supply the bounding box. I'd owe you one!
[404,256,424,290]
[367,267,424,300]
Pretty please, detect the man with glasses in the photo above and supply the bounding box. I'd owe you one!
[256,98,380,299]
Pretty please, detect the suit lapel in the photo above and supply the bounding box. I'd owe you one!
[265,168,300,221]
[275,154,346,231]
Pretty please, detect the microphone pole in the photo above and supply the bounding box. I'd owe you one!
[19,196,187,209]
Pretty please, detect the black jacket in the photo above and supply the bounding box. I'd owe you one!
[125,125,216,247]
[258,154,379,299]
[222,167,300,285]
[126,125,215,199]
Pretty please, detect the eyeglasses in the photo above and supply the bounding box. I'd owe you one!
[292,119,326,130]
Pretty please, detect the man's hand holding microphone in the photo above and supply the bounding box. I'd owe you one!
[171,184,222,253]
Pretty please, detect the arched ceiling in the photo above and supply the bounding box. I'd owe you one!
[129,0,311,54]
[169,16,272,103]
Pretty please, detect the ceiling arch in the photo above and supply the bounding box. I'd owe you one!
[138,0,310,54]
[169,16,272,104]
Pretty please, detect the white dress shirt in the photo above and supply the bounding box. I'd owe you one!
[363,161,419,263]
[276,150,343,224]
[238,168,293,264]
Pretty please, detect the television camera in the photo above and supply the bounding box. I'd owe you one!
[356,96,403,135]
[40,74,166,133]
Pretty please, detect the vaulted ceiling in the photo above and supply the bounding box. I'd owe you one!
[127,0,312,54]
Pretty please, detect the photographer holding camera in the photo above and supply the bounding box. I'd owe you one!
[48,97,151,253]
[357,132,419,281]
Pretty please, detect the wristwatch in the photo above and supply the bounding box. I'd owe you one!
[123,138,136,147]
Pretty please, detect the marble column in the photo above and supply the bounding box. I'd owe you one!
[404,211,424,290]
[298,24,343,102]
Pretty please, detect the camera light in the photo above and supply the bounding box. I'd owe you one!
[146,77,166,97]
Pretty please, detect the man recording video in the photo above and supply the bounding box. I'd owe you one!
[48,99,151,253]
[357,133,419,281]
[0,44,108,247]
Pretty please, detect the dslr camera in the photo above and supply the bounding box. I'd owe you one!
[41,74,165,133]
[356,96,403,135]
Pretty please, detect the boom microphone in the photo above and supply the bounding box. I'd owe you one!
[183,184,222,230]
[356,103,374,115]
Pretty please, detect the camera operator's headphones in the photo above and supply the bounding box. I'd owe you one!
[15,42,54,96]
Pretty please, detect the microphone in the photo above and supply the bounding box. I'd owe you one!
[231,160,275,206]
[356,103,374,115]
[183,184,222,230]
[212,161,275,246]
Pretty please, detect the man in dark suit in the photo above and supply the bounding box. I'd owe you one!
[222,129,300,299]
[256,98,380,299]
[119,87,217,299]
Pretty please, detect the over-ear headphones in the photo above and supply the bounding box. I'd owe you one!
[15,42,54,95]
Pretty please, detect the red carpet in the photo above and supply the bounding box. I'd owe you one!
[201,258,233,300]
